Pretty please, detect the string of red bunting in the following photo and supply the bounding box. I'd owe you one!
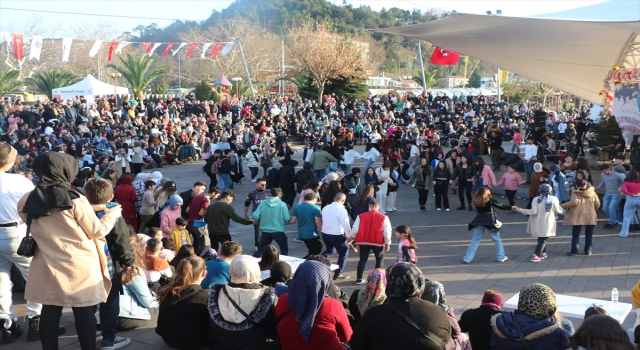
[0,32,235,63]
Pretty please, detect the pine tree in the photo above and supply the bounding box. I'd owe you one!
[592,113,622,147]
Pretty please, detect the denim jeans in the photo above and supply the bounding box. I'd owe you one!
[511,143,520,153]
[620,196,640,237]
[258,231,288,255]
[219,173,232,192]
[571,225,594,253]
[0,224,42,320]
[249,167,259,180]
[322,234,349,277]
[364,158,374,171]
[356,245,384,281]
[463,226,506,262]
[602,193,623,225]
[524,160,535,181]
[314,169,326,179]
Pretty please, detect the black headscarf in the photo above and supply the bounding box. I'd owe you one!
[22,152,80,218]
[261,261,292,287]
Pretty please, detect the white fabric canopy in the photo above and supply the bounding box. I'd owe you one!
[52,74,129,106]
[373,0,640,103]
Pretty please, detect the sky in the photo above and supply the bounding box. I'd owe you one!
[0,0,608,38]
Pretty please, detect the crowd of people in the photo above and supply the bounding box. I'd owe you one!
[0,90,639,350]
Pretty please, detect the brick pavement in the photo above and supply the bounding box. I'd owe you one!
[8,146,640,349]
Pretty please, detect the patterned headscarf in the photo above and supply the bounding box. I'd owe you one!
[385,263,425,298]
[537,183,553,212]
[356,269,387,315]
[423,281,450,312]
[288,260,331,342]
[199,247,218,261]
[517,283,557,318]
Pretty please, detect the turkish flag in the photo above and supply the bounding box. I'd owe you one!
[141,42,152,54]
[185,43,199,58]
[107,41,119,61]
[429,48,460,65]
[209,42,224,57]
[162,43,175,57]
[12,34,23,60]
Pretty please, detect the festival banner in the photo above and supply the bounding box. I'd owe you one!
[172,42,187,56]
[115,41,132,54]
[221,42,234,56]
[141,42,152,54]
[29,35,43,61]
[185,43,199,58]
[107,41,119,61]
[162,43,175,57]
[201,43,212,58]
[12,34,24,60]
[429,48,460,65]
[61,38,73,63]
[149,43,162,57]
[613,82,640,142]
[88,40,103,58]
[209,42,225,57]
[0,32,11,45]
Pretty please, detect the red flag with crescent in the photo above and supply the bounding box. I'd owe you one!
[209,42,224,57]
[185,43,199,58]
[107,41,119,61]
[429,48,461,65]
[141,42,152,54]
[12,34,23,60]
[162,43,175,57]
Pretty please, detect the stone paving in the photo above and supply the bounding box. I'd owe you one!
[8,145,640,349]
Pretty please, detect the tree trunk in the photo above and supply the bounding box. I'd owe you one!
[317,82,325,103]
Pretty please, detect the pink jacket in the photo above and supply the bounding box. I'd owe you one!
[475,165,497,188]
[496,171,523,190]
[160,207,182,238]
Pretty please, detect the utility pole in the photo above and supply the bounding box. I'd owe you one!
[178,54,181,90]
[281,39,285,96]
[236,38,256,103]
[497,68,501,103]
[417,42,427,94]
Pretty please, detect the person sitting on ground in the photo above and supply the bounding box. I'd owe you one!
[348,268,386,328]
[138,226,162,249]
[169,244,195,271]
[458,289,503,350]
[260,261,292,297]
[159,237,176,262]
[258,245,280,280]
[118,232,159,331]
[422,280,472,350]
[491,283,570,350]
[200,241,242,288]
[156,256,210,350]
[350,262,451,350]
[208,255,279,349]
[144,238,173,289]
[568,314,634,350]
[275,260,353,349]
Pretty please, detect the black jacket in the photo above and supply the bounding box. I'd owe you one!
[106,217,136,276]
[219,157,232,174]
[350,297,451,350]
[278,165,296,190]
[458,305,502,350]
[452,164,474,182]
[156,285,210,350]
[294,169,315,193]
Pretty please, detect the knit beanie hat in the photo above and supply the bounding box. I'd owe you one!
[481,291,503,309]
[631,279,640,308]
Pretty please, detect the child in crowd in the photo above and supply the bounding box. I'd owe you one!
[139,180,157,233]
[494,164,526,208]
[138,226,162,249]
[396,225,417,263]
[171,217,191,251]
[144,238,173,291]
[160,237,176,262]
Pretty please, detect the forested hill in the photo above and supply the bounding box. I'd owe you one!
[133,0,450,41]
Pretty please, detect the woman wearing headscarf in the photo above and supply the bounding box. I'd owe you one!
[132,172,150,216]
[348,268,386,327]
[351,263,451,350]
[528,162,550,209]
[491,283,571,350]
[513,184,563,262]
[422,281,471,350]
[275,260,352,350]
[208,255,279,349]
[17,152,122,350]
[114,174,139,231]
[160,194,183,238]
[260,261,292,297]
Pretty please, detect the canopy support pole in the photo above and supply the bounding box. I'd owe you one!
[417,42,427,94]
[236,38,256,103]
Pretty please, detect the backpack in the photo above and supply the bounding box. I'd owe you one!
[211,158,224,175]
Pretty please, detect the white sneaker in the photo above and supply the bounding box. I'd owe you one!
[251,179,257,183]
[497,256,509,263]
[436,208,442,211]
[445,208,450,212]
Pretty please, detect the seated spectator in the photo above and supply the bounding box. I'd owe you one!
[138,226,162,250]
[275,260,352,349]
[156,256,210,350]
[491,283,570,350]
[260,261,291,297]
[169,244,195,270]
[351,263,451,349]
[144,238,173,285]
[459,289,503,350]
[422,280,472,350]
[201,241,242,288]
[207,255,279,349]
[305,255,351,311]
[348,268,386,328]
[258,245,280,280]
[159,237,176,262]
[118,232,159,331]
[569,314,634,350]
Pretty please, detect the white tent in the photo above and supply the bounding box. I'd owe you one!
[52,74,129,107]
[372,0,640,103]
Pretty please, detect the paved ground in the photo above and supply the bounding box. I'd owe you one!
[9,144,640,349]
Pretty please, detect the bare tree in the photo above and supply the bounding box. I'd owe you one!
[287,22,367,101]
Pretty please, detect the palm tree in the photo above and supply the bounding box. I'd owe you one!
[26,69,80,100]
[0,67,25,95]
[230,81,251,97]
[412,69,443,91]
[107,53,169,99]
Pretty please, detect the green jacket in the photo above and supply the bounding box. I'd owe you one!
[309,150,337,171]
[253,197,291,233]
[205,201,252,235]
[408,165,433,190]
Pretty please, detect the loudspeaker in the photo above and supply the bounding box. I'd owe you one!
[534,111,547,128]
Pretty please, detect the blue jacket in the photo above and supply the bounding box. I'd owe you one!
[549,167,570,202]
[253,197,290,233]
[490,311,570,350]
[119,273,159,320]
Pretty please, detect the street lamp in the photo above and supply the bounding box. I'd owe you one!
[231,77,242,98]
[110,72,122,106]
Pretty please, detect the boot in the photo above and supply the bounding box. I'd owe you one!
[2,317,23,344]
[27,315,66,342]
[468,205,473,211]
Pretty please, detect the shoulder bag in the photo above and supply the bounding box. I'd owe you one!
[384,302,446,350]
[17,215,37,257]
[512,313,532,350]
[490,204,503,230]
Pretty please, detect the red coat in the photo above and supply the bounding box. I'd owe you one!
[114,174,138,230]
[275,294,352,350]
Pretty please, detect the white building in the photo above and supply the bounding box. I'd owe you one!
[447,76,469,88]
